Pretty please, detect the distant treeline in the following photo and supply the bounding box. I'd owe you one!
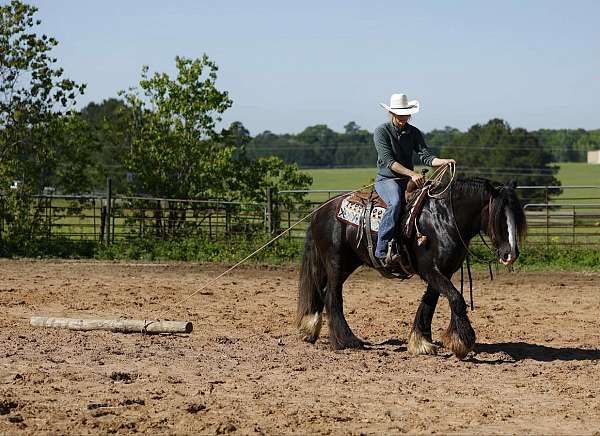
[246,121,600,168]
[78,98,597,194]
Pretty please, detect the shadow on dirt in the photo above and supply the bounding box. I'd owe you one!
[475,342,600,362]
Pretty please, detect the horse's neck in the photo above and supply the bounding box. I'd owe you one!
[452,190,489,240]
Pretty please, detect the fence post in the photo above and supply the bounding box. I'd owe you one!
[266,188,280,234]
[0,196,3,243]
[572,206,576,245]
[287,209,292,241]
[266,188,273,233]
[93,198,97,240]
[545,187,549,248]
[225,203,230,235]
[47,195,52,239]
[105,177,112,245]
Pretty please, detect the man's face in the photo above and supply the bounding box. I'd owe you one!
[392,114,410,127]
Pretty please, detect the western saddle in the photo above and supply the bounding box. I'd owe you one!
[344,180,431,279]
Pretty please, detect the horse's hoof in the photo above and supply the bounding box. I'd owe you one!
[298,313,322,344]
[331,335,366,350]
[408,330,438,355]
[441,330,474,360]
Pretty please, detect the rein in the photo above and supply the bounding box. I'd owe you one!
[448,185,498,265]
[448,182,498,310]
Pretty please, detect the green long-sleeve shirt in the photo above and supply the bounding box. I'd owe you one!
[373,122,437,178]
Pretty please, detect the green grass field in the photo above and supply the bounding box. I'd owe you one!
[302,163,600,202]
[303,163,599,190]
[557,162,600,186]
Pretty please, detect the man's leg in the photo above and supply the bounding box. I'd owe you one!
[374,177,404,259]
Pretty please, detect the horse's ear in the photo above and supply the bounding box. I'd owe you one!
[508,179,517,189]
[485,180,500,198]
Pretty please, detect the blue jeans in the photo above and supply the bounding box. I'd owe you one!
[374,175,406,258]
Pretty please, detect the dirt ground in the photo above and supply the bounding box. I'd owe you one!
[0,260,599,435]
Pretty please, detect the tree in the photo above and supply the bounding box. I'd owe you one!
[533,128,587,162]
[221,120,251,162]
[0,0,86,189]
[121,55,234,199]
[441,119,560,203]
[0,0,87,242]
[79,98,133,191]
[121,55,311,206]
[296,124,338,167]
[344,121,360,135]
[221,121,251,149]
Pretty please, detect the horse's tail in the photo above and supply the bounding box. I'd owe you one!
[296,224,325,343]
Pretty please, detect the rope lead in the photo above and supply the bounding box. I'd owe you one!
[173,164,457,308]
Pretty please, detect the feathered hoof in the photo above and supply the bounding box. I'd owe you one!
[408,330,439,355]
[441,328,475,360]
[330,335,366,350]
[298,313,322,344]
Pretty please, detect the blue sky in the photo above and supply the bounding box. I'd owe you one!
[31,0,600,134]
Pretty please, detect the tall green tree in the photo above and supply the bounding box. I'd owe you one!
[121,55,234,199]
[0,0,88,242]
[121,56,311,204]
[441,119,560,202]
[0,0,86,190]
[79,98,133,191]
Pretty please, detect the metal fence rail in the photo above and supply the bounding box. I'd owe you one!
[0,194,268,243]
[1,185,598,247]
[278,186,600,246]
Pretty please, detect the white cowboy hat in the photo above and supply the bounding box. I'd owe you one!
[379,93,420,115]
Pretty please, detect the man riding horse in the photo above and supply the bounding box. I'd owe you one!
[374,93,456,267]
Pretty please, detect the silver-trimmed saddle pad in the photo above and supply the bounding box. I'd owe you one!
[336,197,386,232]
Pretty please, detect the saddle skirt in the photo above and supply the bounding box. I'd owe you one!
[336,197,386,232]
[336,188,429,239]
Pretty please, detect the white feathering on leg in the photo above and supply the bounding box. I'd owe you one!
[299,313,322,342]
[408,330,438,355]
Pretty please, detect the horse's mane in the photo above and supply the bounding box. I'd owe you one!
[449,177,527,243]
[450,177,499,198]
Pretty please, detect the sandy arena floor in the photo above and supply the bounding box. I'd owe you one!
[0,260,599,434]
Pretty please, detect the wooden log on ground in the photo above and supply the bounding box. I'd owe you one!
[30,317,193,334]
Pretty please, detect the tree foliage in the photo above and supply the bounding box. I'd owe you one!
[247,123,376,168]
[121,55,235,199]
[121,55,311,205]
[78,98,133,192]
[533,128,600,162]
[0,0,89,243]
[441,119,560,202]
[0,0,86,191]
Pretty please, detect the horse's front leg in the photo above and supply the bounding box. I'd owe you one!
[408,284,440,355]
[425,268,475,359]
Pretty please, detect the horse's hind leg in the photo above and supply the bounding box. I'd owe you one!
[297,227,326,344]
[425,268,475,359]
[408,284,440,355]
[298,280,326,344]
[324,258,363,350]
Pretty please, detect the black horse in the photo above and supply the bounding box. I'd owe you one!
[296,177,527,359]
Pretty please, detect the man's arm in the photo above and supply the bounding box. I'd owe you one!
[389,161,426,188]
[414,129,456,167]
[373,126,395,169]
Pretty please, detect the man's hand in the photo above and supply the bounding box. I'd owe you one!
[410,172,425,189]
[432,158,456,166]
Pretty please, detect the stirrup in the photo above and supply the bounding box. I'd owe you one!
[381,240,401,267]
